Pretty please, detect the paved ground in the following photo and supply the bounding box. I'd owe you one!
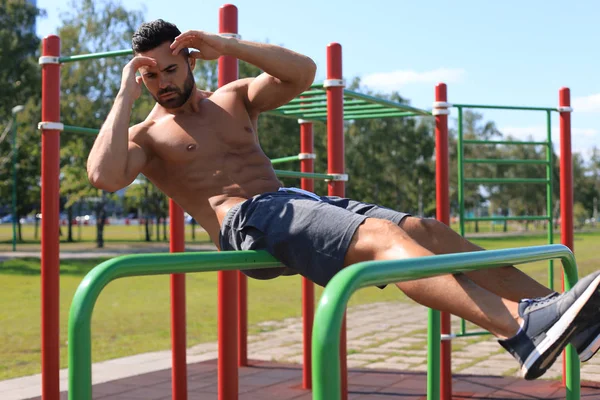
[2,302,599,399]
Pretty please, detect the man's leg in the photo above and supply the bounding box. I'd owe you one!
[344,217,600,379]
[399,217,553,301]
[344,218,521,339]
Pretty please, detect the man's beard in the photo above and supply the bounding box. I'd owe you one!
[153,67,195,108]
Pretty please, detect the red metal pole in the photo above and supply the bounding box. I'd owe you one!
[219,4,239,400]
[40,35,61,400]
[170,200,187,400]
[326,42,348,400]
[559,87,573,387]
[559,88,573,252]
[300,120,315,389]
[435,83,452,400]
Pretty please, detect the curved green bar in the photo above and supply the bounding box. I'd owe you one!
[311,244,580,400]
[270,155,301,165]
[68,250,281,400]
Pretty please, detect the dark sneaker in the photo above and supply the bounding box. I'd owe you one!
[572,322,600,362]
[498,271,600,380]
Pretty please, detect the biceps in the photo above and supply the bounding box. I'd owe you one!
[246,74,302,114]
[124,142,149,184]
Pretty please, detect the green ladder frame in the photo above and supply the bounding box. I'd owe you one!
[455,104,556,338]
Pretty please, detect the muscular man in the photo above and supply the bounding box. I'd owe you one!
[87,19,600,380]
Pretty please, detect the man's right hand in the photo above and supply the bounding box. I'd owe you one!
[119,56,157,101]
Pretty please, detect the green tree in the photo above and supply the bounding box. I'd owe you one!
[0,0,45,239]
[56,0,145,247]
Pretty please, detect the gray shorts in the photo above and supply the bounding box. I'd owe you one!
[219,187,410,287]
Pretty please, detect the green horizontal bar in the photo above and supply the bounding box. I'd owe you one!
[63,125,99,135]
[453,331,492,338]
[270,155,301,164]
[453,103,557,112]
[464,158,549,165]
[274,170,338,180]
[464,216,550,222]
[286,95,328,104]
[277,99,368,111]
[464,178,550,184]
[344,112,419,120]
[303,110,416,119]
[59,49,133,63]
[282,103,390,116]
[463,140,548,146]
[299,89,326,96]
[344,89,432,116]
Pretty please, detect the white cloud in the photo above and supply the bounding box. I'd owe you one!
[572,93,600,113]
[361,68,466,92]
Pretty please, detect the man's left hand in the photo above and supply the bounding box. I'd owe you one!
[170,30,230,60]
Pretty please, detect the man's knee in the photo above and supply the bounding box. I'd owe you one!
[400,216,449,237]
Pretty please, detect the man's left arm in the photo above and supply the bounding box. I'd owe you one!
[171,31,317,116]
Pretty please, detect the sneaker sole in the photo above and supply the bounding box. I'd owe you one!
[580,332,600,363]
[521,273,600,380]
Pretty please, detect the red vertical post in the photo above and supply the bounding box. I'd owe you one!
[300,120,315,389]
[219,4,239,400]
[559,88,573,252]
[559,87,573,386]
[326,42,348,400]
[40,35,61,400]
[435,83,452,400]
[170,200,187,400]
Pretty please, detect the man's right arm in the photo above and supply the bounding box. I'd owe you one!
[87,56,156,192]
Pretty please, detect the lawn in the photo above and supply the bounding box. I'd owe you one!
[0,230,599,380]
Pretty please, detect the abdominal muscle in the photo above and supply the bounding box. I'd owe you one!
[143,145,281,247]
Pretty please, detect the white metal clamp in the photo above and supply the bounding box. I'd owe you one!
[323,79,345,88]
[557,106,573,113]
[39,56,60,65]
[219,33,242,39]
[432,101,452,116]
[37,122,64,131]
[298,153,316,160]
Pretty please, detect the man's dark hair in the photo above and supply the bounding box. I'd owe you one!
[132,19,188,55]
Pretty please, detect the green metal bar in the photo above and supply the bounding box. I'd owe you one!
[59,49,133,63]
[274,170,339,180]
[546,110,555,289]
[286,95,327,104]
[302,110,417,119]
[427,309,440,400]
[458,107,466,240]
[464,139,548,146]
[454,331,493,338]
[464,158,549,165]
[11,113,18,252]
[270,155,301,165]
[68,251,282,400]
[277,99,368,111]
[465,216,551,222]
[298,89,326,96]
[464,178,550,184]
[63,125,100,135]
[452,103,557,112]
[311,244,580,400]
[343,89,432,116]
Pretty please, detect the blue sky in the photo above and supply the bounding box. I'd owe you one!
[35,0,599,159]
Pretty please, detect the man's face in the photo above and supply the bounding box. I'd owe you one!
[138,41,195,108]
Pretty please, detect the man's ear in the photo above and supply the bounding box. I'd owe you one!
[188,55,196,70]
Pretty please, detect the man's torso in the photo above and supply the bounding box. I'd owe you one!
[136,88,281,245]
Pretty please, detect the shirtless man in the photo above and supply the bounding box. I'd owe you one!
[87,19,600,380]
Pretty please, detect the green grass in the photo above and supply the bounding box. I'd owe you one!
[0,230,599,380]
[0,224,212,252]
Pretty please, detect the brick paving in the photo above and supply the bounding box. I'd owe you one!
[3,301,600,399]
